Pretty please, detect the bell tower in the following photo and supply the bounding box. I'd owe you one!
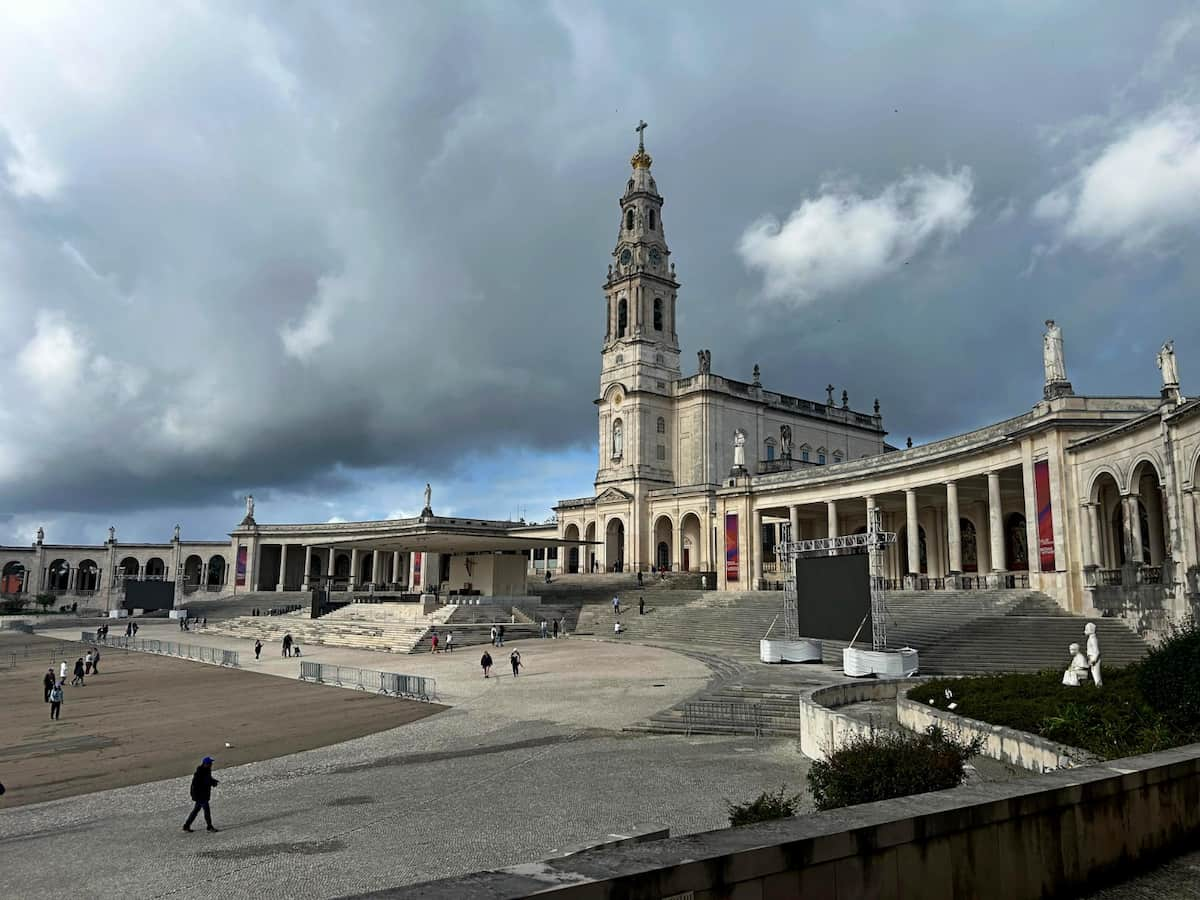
[596,122,680,491]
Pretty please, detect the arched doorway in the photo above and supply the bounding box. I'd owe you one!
[960,518,979,572]
[1091,471,1124,568]
[183,554,203,587]
[47,559,70,590]
[2,561,27,594]
[145,557,166,580]
[899,527,928,574]
[653,516,673,571]
[334,553,350,578]
[120,556,140,582]
[1005,514,1028,571]
[605,519,625,572]
[564,524,580,574]
[584,522,598,572]
[360,554,373,586]
[680,513,702,572]
[207,555,226,588]
[76,559,100,592]
[1131,460,1169,565]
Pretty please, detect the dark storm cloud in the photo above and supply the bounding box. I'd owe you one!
[3,1,1200,540]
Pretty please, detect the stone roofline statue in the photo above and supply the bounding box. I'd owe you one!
[1157,340,1180,387]
[1042,319,1074,400]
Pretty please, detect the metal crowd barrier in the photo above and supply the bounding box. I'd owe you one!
[682,700,763,738]
[298,660,436,702]
[82,632,239,667]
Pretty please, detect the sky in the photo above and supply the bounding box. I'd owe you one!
[3,1,1200,545]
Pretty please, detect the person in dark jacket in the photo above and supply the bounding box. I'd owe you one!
[43,668,56,702]
[71,657,85,686]
[183,757,219,832]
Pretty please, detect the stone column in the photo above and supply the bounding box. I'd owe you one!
[1122,494,1144,566]
[988,471,1005,574]
[1021,451,1041,575]
[372,549,382,587]
[826,501,839,540]
[303,546,313,589]
[392,551,400,588]
[752,508,763,589]
[789,505,800,545]
[1086,502,1103,570]
[671,526,682,572]
[560,544,568,574]
[905,489,920,583]
[349,548,360,589]
[276,545,286,592]
[946,482,962,576]
[325,547,336,579]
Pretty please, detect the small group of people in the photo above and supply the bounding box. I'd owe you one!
[489,624,506,646]
[94,623,111,641]
[537,618,564,639]
[429,629,454,653]
[280,633,301,657]
[43,668,65,720]
[479,648,522,678]
[123,621,140,637]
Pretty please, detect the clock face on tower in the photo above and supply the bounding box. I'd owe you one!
[619,248,632,266]
[650,248,661,267]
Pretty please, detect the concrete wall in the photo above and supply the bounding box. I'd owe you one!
[385,743,1200,900]
[897,692,1098,773]
[444,553,528,597]
[798,680,913,761]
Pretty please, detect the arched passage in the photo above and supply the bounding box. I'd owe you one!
[207,555,226,588]
[120,556,140,581]
[899,527,928,574]
[584,521,598,573]
[145,557,166,580]
[1091,471,1125,568]
[960,518,979,573]
[1130,459,1169,566]
[360,553,373,586]
[563,523,580,574]
[680,513,702,572]
[47,559,70,590]
[653,515,673,571]
[76,559,100,592]
[183,554,203,587]
[1005,514,1029,571]
[334,553,350,578]
[2,561,27,594]
[605,519,625,572]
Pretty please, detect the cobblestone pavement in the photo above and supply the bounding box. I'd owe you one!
[1,629,813,899]
[1080,850,1200,899]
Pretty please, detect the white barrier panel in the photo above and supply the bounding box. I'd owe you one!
[842,647,919,678]
[760,638,822,663]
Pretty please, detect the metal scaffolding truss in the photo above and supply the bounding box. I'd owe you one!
[778,509,897,650]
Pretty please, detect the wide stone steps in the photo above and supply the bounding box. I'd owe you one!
[409,623,542,653]
[626,684,806,738]
[207,604,457,654]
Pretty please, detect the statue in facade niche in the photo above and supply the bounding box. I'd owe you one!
[1043,320,1067,384]
[780,425,792,458]
[1157,340,1179,387]
[1085,622,1102,686]
[733,429,746,468]
[612,421,623,459]
[1061,642,1089,686]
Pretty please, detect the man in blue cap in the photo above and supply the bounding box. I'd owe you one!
[182,757,220,832]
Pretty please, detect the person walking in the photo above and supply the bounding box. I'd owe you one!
[445,631,454,653]
[552,618,559,639]
[49,682,64,721]
[59,660,68,682]
[497,624,505,647]
[509,649,522,677]
[71,657,85,687]
[132,622,138,636]
[84,650,94,675]
[558,616,566,638]
[91,646,100,675]
[43,668,56,702]
[490,625,497,647]
[539,619,547,639]
[282,633,293,658]
[254,640,262,660]
[182,757,219,832]
[430,630,439,654]
[612,595,620,615]
[639,595,645,615]
[480,650,493,678]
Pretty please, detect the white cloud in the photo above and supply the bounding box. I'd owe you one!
[1035,105,1200,253]
[16,310,89,395]
[737,168,975,304]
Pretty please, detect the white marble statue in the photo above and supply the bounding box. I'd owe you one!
[173,523,181,541]
[1043,319,1067,384]
[1061,642,1089,687]
[36,526,44,543]
[245,494,255,519]
[1157,340,1179,387]
[612,420,623,459]
[780,425,792,458]
[1085,622,1102,687]
[733,429,746,467]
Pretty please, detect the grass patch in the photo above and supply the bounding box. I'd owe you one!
[907,666,1190,760]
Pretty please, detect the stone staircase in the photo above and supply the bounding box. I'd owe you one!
[625,682,812,738]
[206,602,456,653]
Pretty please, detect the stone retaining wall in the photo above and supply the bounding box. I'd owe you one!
[797,679,916,761]
[373,744,1200,900]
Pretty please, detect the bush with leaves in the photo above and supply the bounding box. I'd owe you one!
[1,596,28,614]
[1136,617,1200,735]
[727,786,802,827]
[806,726,982,812]
[35,593,56,612]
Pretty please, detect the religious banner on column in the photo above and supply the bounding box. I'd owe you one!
[724,513,740,582]
[1034,459,1056,570]
[412,552,423,590]
[235,545,247,587]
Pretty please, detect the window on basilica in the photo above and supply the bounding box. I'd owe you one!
[653,298,663,331]
[618,298,628,337]
[656,444,665,461]
[656,417,666,434]
[649,209,656,230]
[626,209,634,230]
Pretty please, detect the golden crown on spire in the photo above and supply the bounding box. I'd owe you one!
[631,119,652,169]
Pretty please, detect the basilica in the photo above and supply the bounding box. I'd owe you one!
[3,131,1200,637]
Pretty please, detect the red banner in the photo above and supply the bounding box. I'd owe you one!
[235,545,247,587]
[725,513,739,582]
[412,552,423,590]
[1034,459,1055,570]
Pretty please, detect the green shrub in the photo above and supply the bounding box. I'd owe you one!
[727,786,802,826]
[908,668,1182,759]
[0,596,28,614]
[1136,618,1200,734]
[35,593,56,612]
[806,726,982,812]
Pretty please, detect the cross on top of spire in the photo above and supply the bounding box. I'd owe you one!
[631,120,652,169]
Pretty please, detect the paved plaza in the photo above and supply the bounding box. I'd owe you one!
[0,626,813,899]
